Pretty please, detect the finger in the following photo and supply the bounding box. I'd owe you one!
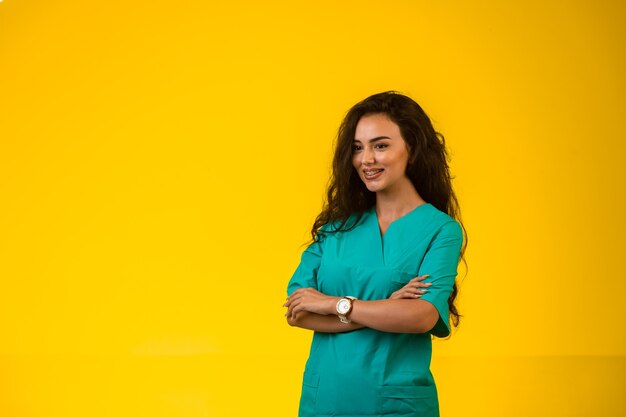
[288,292,304,304]
[401,283,422,293]
[410,279,432,288]
[403,290,423,299]
[291,303,305,318]
[412,282,431,289]
[409,274,430,283]
[407,287,425,297]
[410,285,428,294]
[287,298,300,318]
[391,289,409,299]
[395,291,414,299]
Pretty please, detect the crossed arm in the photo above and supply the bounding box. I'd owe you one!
[283,275,439,334]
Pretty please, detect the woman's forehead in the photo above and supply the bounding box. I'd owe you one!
[355,114,402,141]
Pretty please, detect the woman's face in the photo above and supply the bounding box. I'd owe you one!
[352,113,412,194]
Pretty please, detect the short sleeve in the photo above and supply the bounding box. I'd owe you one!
[418,220,463,338]
[286,235,324,297]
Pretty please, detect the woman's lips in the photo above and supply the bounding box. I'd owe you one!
[363,168,383,180]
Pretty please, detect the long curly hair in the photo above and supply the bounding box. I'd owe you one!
[311,90,468,334]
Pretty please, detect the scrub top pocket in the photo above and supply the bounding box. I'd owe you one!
[314,370,380,416]
[379,384,439,417]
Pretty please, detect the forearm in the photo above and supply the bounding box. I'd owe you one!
[349,299,438,334]
[287,311,365,333]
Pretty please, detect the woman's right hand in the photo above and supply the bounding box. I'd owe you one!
[389,274,431,299]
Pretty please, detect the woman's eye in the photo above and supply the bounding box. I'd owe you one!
[375,143,388,150]
[352,145,362,152]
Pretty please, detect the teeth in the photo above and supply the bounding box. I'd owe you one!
[365,169,382,175]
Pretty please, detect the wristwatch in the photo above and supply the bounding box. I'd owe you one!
[336,296,357,323]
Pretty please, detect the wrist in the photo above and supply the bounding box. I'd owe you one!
[328,297,342,315]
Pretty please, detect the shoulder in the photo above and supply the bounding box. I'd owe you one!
[427,205,463,239]
[318,210,369,238]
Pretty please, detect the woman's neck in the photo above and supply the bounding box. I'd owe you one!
[375,181,425,222]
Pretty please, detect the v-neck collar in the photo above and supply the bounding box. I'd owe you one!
[372,202,431,238]
[367,203,432,265]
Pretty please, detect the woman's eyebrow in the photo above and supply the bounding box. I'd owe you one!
[353,136,391,143]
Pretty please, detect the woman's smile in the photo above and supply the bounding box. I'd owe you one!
[363,168,384,180]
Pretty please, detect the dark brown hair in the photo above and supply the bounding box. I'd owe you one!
[311,90,468,335]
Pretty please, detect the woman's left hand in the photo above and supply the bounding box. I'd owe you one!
[284,288,338,320]
[389,274,431,299]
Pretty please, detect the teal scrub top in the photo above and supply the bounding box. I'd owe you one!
[287,203,463,417]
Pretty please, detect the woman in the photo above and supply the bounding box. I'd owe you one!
[284,91,467,417]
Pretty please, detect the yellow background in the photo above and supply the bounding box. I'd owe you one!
[1,0,625,415]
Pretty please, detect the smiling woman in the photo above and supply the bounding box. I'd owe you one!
[284,91,467,417]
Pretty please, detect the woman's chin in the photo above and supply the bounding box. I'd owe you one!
[365,184,383,193]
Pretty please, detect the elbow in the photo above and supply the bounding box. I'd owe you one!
[393,317,436,334]
[286,315,300,327]
[406,322,432,334]
[417,312,440,334]
[408,304,440,334]
[414,323,434,334]
[287,312,312,329]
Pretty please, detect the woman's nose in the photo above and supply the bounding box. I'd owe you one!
[362,148,375,165]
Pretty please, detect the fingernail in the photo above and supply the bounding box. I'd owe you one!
[426,283,432,286]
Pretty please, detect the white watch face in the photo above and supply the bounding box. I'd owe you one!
[337,299,351,314]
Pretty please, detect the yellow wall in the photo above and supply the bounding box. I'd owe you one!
[1,0,624,415]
